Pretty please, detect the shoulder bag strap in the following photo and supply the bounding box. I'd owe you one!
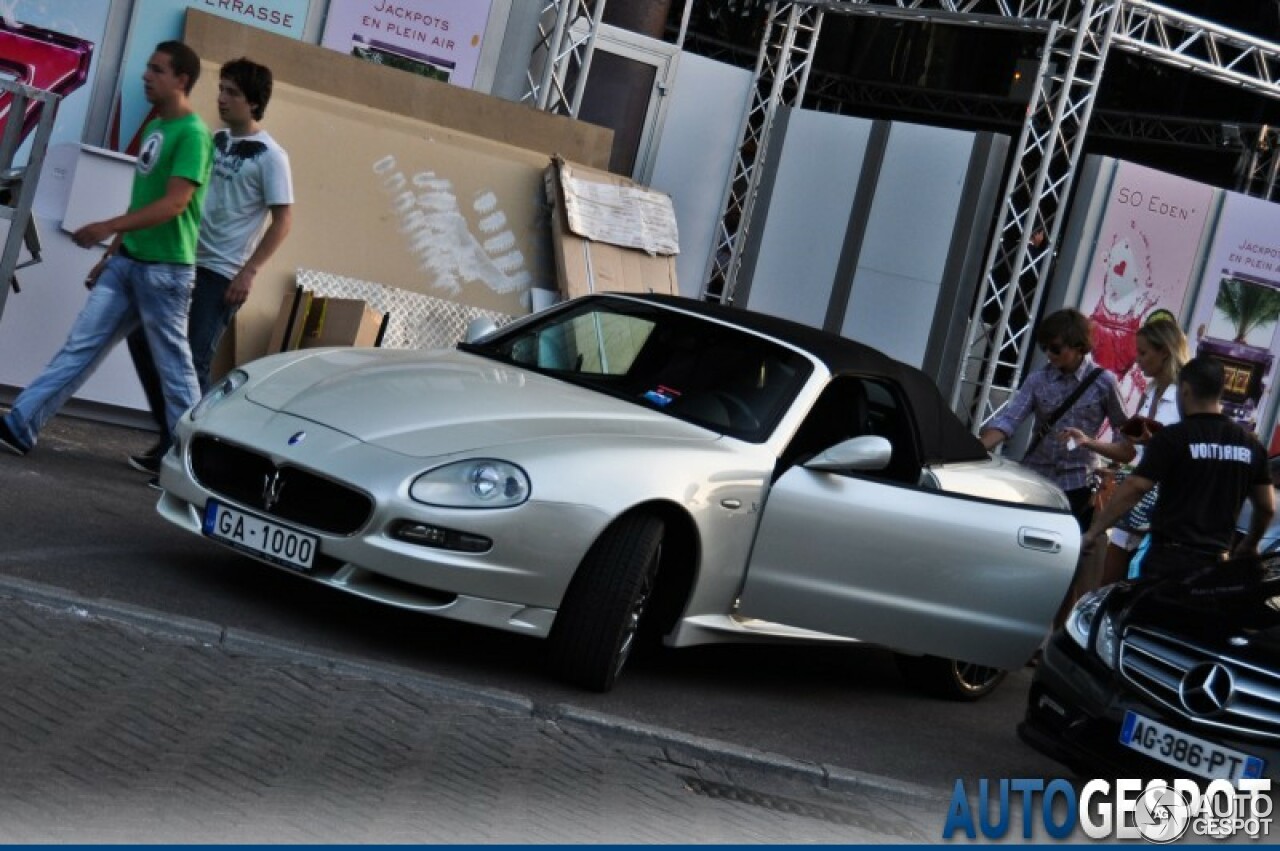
[1146,384,1162,419]
[1025,367,1104,458]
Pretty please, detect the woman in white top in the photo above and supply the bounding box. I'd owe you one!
[1064,318,1190,586]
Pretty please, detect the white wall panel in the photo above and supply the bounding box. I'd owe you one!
[842,123,973,366]
[649,53,752,298]
[745,109,872,328]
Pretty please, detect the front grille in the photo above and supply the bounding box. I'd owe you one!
[190,436,373,535]
[1120,627,1280,741]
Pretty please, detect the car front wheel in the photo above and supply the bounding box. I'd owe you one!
[895,654,1007,701]
[546,513,665,692]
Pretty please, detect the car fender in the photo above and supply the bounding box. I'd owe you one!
[508,436,775,615]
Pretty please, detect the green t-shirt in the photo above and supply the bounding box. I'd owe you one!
[121,112,213,264]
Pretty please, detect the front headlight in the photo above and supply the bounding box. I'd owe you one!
[410,459,530,508]
[1095,612,1119,670]
[190,369,248,421]
[1065,587,1119,669]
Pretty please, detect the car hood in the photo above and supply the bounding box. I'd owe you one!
[1120,558,1280,661]
[929,455,1070,510]
[243,348,716,457]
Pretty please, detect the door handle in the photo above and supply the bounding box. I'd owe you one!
[1019,528,1062,553]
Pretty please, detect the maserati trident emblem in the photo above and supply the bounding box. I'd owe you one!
[1179,662,1235,717]
[261,470,286,513]
[288,431,307,446]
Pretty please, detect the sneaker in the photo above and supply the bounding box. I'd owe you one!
[0,417,28,456]
[146,477,163,492]
[128,452,162,474]
[128,441,166,473]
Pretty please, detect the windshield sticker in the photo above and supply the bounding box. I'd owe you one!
[643,385,681,408]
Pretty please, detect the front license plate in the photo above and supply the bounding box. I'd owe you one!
[1119,711,1265,781]
[202,499,317,572]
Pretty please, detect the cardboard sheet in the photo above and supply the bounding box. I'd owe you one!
[266,285,311,354]
[299,297,387,349]
[545,158,680,300]
[268,287,387,352]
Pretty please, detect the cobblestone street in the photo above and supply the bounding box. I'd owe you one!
[0,579,941,843]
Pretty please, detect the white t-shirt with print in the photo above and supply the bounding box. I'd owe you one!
[197,128,293,280]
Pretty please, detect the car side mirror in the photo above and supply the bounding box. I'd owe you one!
[805,435,892,472]
[464,317,499,343]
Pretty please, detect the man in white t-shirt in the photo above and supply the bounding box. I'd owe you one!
[127,57,293,474]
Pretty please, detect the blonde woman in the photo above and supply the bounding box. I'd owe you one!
[1064,318,1190,586]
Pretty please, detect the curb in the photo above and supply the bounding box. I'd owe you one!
[550,704,944,805]
[0,574,944,807]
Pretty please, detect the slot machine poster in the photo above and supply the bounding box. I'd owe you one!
[1187,191,1280,437]
[320,0,492,89]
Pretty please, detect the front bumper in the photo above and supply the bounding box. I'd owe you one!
[155,412,614,638]
[1019,630,1279,781]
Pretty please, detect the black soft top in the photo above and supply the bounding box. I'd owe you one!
[622,293,989,466]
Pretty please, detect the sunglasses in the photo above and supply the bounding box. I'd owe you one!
[1041,342,1066,355]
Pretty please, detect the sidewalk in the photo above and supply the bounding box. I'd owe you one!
[0,575,944,843]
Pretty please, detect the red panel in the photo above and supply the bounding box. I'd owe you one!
[0,20,94,144]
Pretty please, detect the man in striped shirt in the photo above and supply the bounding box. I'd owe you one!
[980,308,1128,531]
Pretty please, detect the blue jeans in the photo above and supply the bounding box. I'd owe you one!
[128,266,237,448]
[3,255,199,451]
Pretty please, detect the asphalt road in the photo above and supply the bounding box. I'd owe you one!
[0,410,1066,795]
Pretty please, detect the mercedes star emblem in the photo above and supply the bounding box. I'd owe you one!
[1179,662,1235,717]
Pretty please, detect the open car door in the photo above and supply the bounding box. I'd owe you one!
[737,460,1078,668]
[737,372,1079,669]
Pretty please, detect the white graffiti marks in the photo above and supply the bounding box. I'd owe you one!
[373,155,530,297]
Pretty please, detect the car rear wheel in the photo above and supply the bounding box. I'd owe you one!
[546,513,665,692]
[895,654,1007,701]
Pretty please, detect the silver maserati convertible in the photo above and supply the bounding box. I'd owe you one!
[157,293,1078,697]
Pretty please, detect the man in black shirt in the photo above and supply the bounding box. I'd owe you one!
[1083,355,1274,579]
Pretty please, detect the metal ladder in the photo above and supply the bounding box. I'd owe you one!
[0,78,60,324]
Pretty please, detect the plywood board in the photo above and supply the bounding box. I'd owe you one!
[182,11,616,365]
[183,72,557,362]
[185,9,612,168]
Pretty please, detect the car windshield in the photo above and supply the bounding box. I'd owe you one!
[461,297,814,442]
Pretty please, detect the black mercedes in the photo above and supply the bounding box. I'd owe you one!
[1019,557,1280,781]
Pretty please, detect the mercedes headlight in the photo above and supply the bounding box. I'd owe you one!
[190,369,248,421]
[1065,587,1119,670]
[411,459,530,508]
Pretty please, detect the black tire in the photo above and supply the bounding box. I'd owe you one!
[546,513,665,692]
[895,654,1007,702]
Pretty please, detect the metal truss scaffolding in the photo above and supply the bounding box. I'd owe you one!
[704,3,824,315]
[954,0,1118,427]
[529,1,1280,429]
[523,0,608,116]
[1237,126,1280,201]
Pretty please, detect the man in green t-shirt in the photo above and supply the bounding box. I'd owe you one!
[0,41,213,458]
